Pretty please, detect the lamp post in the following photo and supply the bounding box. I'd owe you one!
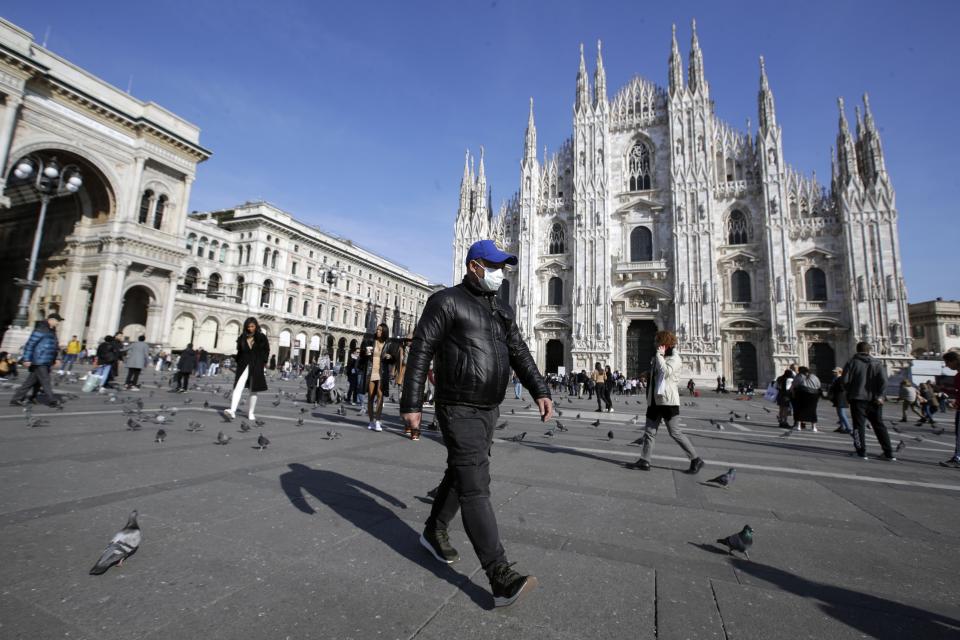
[9,155,83,327]
[323,267,341,361]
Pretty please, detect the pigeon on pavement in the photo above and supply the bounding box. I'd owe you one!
[705,468,736,488]
[716,525,753,559]
[591,419,601,427]
[544,429,555,437]
[896,440,906,453]
[203,400,210,409]
[607,430,614,440]
[507,432,526,443]
[155,429,166,444]
[296,417,305,427]
[215,430,231,445]
[556,421,568,432]
[239,420,251,432]
[89,510,141,575]
[126,418,142,431]
[187,421,203,432]
[257,433,270,451]
[496,421,508,430]
[326,430,342,440]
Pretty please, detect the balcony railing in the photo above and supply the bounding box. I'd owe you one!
[614,259,668,276]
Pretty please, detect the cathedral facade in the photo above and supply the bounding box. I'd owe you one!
[453,22,912,386]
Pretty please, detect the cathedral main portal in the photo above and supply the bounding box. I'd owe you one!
[626,320,657,378]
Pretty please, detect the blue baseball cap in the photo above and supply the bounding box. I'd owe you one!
[466,240,517,266]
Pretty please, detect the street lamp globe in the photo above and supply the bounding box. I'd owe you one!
[66,174,83,192]
[14,159,34,179]
[43,161,60,179]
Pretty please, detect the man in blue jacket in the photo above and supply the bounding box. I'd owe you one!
[10,312,63,407]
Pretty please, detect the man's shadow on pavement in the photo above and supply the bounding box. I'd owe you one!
[279,463,490,609]
[688,543,960,639]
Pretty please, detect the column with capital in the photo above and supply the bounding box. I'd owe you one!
[124,156,146,222]
[104,261,131,334]
[176,176,195,238]
[59,261,87,344]
[158,272,180,349]
[0,94,23,204]
[88,263,120,340]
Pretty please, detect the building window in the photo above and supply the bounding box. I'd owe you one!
[260,280,273,306]
[219,244,228,263]
[727,210,750,244]
[317,303,324,319]
[630,226,653,262]
[292,261,298,276]
[330,307,337,322]
[343,309,349,323]
[236,276,245,303]
[184,268,199,293]
[805,268,828,301]
[548,277,563,305]
[207,273,221,298]
[263,248,270,267]
[948,324,960,337]
[209,240,218,261]
[271,250,279,270]
[548,223,565,254]
[287,297,294,313]
[731,270,752,303]
[627,141,653,191]
[911,324,924,339]
[186,233,196,251]
[307,266,312,280]
[153,195,166,230]
[138,190,153,224]
[198,237,207,258]
[354,311,359,326]
[303,300,310,315]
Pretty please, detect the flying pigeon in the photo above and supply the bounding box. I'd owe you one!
[607,430,614,440]
[155,429,166,444]
[126,418,142,431]
[215,431,231,445]
[507,432,526,443]
[257,433,270,451]
[89,510,141,575]
[705,468,736,488]
[716,525,753,559]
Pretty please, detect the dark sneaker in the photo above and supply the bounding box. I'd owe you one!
[626,459,651,471]
[9,399,27,407]
[489,562,538,608]
[880,454,897,462]
[939,459,960,469]
[687,457,704,474]
[420,528,459,564]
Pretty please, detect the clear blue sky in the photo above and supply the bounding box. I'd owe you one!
[5,1,956,299]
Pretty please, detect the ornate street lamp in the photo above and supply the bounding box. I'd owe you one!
[9,155,83,327]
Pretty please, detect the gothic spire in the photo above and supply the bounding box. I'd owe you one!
[459,148,471,212]
[524,97,537,164]
[477,145,486,190]
[594,40,607,107]
[757,56,777,133]
[861,93,887,182]
[835,97,859,186]
[855,105,864,140]
[668,24,684,96]
[576,43,590,112]
[688,19,707,95]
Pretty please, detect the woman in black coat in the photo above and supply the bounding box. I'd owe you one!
[358,323,399,433]
[176,343,196,392]
[223,317,270,420]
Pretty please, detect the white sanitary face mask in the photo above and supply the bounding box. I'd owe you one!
[474,261,504,292]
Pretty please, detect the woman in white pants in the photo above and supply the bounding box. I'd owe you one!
[223,317,270,420]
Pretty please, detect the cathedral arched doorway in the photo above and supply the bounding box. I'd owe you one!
[807,343,835,381]
[732,342,758,387]
[119,286,152,339]
[545,339,564,374]
[626,320,657,378]
[1,149,114,332]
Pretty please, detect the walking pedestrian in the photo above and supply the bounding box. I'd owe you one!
[604,365,616,412]
[842,341,895,461]
[828,367,852,433]
[360,323,397,433]
[917,382,938,425]
[196,347,209,377]
[9,312,63,407]
[591,363,608,413]
[223,318,269,420]
[175,344,196,392]
[775,368,795,427]
[512,372,523,400]
[790,366,821,432]
[400,239,551,607]
[627,330,704,474]
[122,335,150,389]
[898,379,923,422]
[59,335,81,373]
[95,335,119,390]
[687,379,696,396]
[345,348,360,404]
[938,351,960,468]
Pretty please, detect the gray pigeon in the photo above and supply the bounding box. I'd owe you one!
[255,419,266,428]
[576,413,581,420]
[544,429,555,438]
[705,468,736,488]
[203,400,210,408]
[591,419,601,427]
[257,433,270,451]
[896,440,905,453]
[717,525,753,559]
[496,421,508,430]
[126,418,142,431]
[296,417,305,427]
[239,420,251,433]
[155,429,166,444]
[556,421,567,432]
[326,430,342,440]
[510,408,515,415]
[89,510,141,575]
[187,421,203,432]
[607,430,614,441]
[507,432,526,443]
[215,431,231,445]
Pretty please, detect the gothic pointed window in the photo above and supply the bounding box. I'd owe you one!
[548,223,565,254]
[548,277,563,305]
[727,210,750,245]
[805,268,827,301]
[630,226,653,262]
[627,141,653,191]
[731,270,752,303]
[153,195,166,230]
[138,190,153,224]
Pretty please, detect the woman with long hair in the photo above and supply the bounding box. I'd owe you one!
[591,363,607,413]
[627,330,704,473]
[604,365,615,412]
[361,323,396,433]
[790,365,821,431]
[223,317,270,421]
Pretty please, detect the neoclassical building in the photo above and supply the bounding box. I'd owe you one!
[453,22,912,386]
[0,19,433,360]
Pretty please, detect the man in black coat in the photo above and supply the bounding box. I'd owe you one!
[842,341,894,460]
[401,240,552,608]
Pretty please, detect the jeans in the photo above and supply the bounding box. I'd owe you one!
[921,403,936,423]
[59,354,77,372]
[12,364,57,405]
[426,404,506,572]
[836,406,852,433]
[514,382,522,400]
[849,399,893,457]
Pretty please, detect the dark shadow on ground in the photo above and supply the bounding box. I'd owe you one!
[509,440,628,468]
[731,559,960,640]
[278,463,490,609]
[687,541,732,556]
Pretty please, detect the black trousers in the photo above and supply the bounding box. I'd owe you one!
[426,404,506,573]
[176,372,191,390]
[850,399,893,457]
[125,368,142,386]
[12,364,57,405]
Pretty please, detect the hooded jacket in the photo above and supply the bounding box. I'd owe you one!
[400,276,549,413]
[842,352,887,402]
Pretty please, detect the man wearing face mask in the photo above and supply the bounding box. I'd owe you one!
[401,239,552,608]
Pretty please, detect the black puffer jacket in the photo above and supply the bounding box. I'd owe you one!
[400,277,550,413]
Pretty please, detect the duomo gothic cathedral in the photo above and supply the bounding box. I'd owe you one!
[452,22,911,386]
